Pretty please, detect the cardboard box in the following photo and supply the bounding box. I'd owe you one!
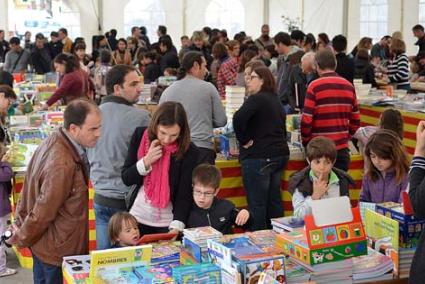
[62,255,90,284]
[180,237,210,265]
[276,228,367,266]
[207,237,286,284]
[276,197,367,266]
[376,202,425,247]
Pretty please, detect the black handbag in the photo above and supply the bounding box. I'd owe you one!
[125,184,139,211]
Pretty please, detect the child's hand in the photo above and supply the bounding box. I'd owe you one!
[415,121,425,157]
[312,173,328,200]
[1,147,10,163]
[242,140,253,149]
[235,209,250,226]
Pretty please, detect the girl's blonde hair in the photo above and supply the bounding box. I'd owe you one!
[108,212,139,246]
[365,129,409,184]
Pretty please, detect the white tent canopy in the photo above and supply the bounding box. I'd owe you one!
[0,0,421,55]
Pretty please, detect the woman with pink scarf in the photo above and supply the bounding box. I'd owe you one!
[122,102,199,235]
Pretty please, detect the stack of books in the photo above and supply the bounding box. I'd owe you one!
[138,83,152,104]
[284,257,311,284]
[183,226,223,248]
[352,248,394,283]
[399,247,416,278]
[182,226,223,263]
[224,86,245,119]
[301,258,353,284]
[271,216,304,233]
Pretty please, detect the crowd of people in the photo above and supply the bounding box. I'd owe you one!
[1,22,425,283]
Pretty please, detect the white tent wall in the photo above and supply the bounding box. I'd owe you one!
[0,0,8,36]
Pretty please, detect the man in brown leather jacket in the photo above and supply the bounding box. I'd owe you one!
[7,99,101,284]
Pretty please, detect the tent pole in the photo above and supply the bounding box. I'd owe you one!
[264,0,269,25]
[342,0,349,36]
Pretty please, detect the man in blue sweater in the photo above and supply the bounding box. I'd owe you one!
[87,65,150,250]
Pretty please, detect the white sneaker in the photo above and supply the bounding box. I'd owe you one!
[0,268,17,277]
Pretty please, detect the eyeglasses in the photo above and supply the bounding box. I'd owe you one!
[193,190,215,198]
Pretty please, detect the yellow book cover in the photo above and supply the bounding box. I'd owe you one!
[89,245,152,284]
[364,209,400,275]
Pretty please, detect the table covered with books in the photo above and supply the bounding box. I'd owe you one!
[358,104,425,155]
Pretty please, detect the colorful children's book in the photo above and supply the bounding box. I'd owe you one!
[62,255,91,284]
[133,261,179,283]
[364,209,400,276]
[89,245,152,284]
[172,263,221,284]
[151,242,181,264]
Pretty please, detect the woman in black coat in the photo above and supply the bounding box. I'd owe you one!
[233,66,290,231]
[122,102,199,235]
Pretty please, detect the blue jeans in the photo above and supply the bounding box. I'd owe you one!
[241,155,289,231]
[94,203,122,250]
[33,253,62,284]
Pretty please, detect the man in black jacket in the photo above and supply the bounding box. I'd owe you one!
[31,34,52,74]
[187,164,250,234]
[332,34,355,83]
[287,51,318,111]
[159,36,180,75]
[0,30,9,63]
[48,31,63,60]
[413,24,425,56]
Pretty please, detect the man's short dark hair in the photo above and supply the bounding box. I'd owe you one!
[140,26,147,35]
[203,26,212,37]
[158,25,167,36]
[110,29,117,37]
[192,164,222,190]
[291,30,305,42]
[274,32,291,46]
[306,136,337,162]
[131,26,139,35]
[50,31,59,37]
[159,36,173,50]
[181,35,189,41]
[315,49,337,71]
[332,34,347,52]
[35,33,45,40]
[9,37,20,45]
[100,49,112,64]
[413,24,425,32]
[0,84,17,100]
[0,72,14,88]
[59,28,68,35]
[105,65,137,95]
[64,100,99,130]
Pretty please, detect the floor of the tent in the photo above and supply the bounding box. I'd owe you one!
[3,247,32,283]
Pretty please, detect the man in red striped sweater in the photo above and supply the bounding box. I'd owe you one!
[301,49,360,171]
